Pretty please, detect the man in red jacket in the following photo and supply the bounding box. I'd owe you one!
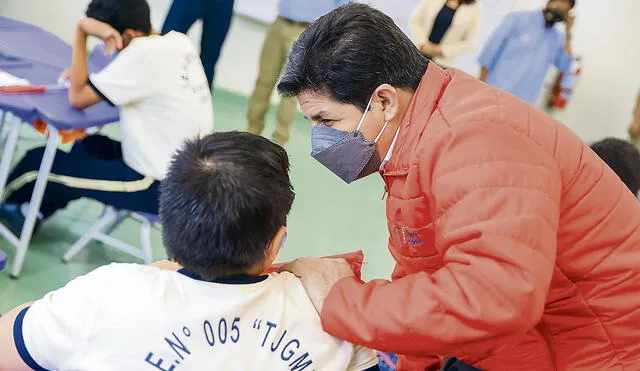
[278,3,640,370]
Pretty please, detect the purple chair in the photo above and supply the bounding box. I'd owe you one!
[0,248,7,271]
[62,208,160,264]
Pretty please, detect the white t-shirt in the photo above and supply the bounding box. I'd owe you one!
[90,32,214,180]
[14,264,379,371]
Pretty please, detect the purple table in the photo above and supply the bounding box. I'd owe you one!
[0,17,119,278]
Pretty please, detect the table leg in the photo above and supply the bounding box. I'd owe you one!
[10,128,60,278]
[0,113,22,201]
[0,110,6,146]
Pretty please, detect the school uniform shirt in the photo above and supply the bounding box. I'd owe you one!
[89,31,214,181]
[478,10,573,105]
[13,264,379,371]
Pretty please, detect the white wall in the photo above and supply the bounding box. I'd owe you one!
[512,0,640,142]
[2,0,638,142]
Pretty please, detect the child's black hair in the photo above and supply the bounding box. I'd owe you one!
[86,0,152,35]
[591,138,640,195]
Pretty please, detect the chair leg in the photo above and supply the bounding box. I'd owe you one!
[63,209,119,263]
[140,220,153,264]
[102,210,130,236]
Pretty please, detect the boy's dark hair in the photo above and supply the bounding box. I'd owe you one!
[86,0,152,35]
[160,132,295,280]
[591,138,640,195]
[277,3,429,112]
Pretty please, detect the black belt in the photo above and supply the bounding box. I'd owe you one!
[278,16,311,27]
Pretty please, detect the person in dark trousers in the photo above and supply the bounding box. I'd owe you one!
[161,0,235,87]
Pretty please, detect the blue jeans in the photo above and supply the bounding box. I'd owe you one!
[161,0,235,86]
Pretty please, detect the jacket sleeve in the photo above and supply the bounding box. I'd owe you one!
[320,121,562,356]
[409,0,430,48]
[440,7,482,58]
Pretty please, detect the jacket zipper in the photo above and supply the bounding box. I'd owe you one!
[379,171,390,200]
[538,324,558,371]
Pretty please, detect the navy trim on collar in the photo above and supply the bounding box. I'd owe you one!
[87,78,115,106]
[178,268,268,284]
[14,307,49,371]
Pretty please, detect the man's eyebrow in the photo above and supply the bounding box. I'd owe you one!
[310,111,328,121]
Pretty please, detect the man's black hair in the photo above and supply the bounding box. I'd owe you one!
[160,132,295,280]
[277,3,429,112]
[549,0,576,9]
[591,138,640,195]
[86,0,152,35]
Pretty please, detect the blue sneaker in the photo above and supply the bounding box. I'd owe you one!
[0,203,40,237]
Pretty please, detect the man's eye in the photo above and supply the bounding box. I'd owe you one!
[320,119,333,126]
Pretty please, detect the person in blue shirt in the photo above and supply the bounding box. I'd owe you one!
[478,0,576,105]
[247,0,349,145]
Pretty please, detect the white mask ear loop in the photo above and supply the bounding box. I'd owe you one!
[355,95,375,131]
[374,121,389,142]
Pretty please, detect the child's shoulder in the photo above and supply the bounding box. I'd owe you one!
[128,32,195,57]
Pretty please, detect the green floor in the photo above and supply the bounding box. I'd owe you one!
[0,90,394,313]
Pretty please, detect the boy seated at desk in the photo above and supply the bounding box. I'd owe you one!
[0,0,213,234]
[0,132,380,371]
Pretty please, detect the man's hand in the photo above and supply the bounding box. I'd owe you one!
[78,17,122,55]
[59,68,71,82]
[565,14,575,32]
[420,42,443,58]
[479,66,490,82]
[279,258,355,314]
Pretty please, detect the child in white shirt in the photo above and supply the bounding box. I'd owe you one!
[0,132,379,371]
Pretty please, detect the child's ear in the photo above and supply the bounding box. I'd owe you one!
[122,29,137,47]
[266,226,287,262]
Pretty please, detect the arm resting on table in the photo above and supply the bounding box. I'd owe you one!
[69,23,101,109]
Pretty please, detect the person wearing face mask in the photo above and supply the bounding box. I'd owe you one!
[276,3,640,370]
[478,0,576,105]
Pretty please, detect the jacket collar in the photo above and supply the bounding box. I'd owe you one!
[381,63,451,176]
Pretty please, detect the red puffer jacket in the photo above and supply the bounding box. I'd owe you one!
[320,64,640,370]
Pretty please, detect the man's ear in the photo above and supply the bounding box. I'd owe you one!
[373,84,400,123]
